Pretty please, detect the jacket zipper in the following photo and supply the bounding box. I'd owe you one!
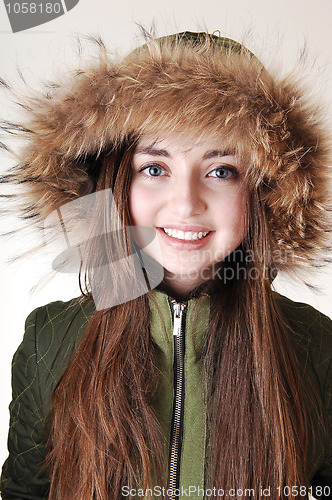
[168,299,187,500]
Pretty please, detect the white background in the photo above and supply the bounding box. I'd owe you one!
[0,0,331,475]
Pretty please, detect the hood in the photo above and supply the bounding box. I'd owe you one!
[1,31,331,271]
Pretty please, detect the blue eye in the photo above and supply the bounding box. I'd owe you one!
[209,167,237,179]
[144,164,163,177]
[215,168,229,178]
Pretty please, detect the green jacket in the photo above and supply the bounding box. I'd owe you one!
[1,291,331,499]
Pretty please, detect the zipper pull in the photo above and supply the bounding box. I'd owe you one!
[171,301,186,337]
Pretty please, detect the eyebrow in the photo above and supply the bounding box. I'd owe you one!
[134,146,235,159]
[135,146,171,157]
[202,149,235,160]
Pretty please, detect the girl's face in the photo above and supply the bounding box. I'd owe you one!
[129,135,249,296]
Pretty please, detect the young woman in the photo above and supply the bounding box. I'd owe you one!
[0,32,331,500]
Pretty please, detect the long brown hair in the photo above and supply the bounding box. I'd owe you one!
[45,140,318,499]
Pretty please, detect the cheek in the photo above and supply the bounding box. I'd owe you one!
[129,188,142,225]
[129,185,155,226]
[218,189,249,238]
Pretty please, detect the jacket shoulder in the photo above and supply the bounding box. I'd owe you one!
[274,292,332,356]
[274,292,331,381]
[26,295,95,393]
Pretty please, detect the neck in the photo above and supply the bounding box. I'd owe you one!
[160,268,219,300]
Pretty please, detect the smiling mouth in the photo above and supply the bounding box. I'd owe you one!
[162,228,211,241]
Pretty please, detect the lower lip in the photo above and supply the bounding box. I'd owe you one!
[157,228,214,250]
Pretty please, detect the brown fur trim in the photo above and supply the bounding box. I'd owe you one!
[1,33,331,270]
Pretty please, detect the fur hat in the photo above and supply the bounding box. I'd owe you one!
[1,31,331,271]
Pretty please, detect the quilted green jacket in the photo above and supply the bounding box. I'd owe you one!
[1,291,331,499]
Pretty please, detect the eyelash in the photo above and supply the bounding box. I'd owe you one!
[207,166,239,179]
[137,163,239,180]
[138,163,167,179]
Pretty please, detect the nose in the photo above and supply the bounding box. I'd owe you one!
[168,173,207,219]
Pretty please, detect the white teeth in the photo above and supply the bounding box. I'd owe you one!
[163,228,210,241]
